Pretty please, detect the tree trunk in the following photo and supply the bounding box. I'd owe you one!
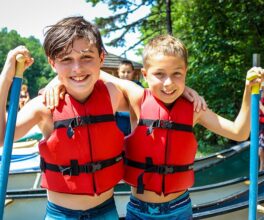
[166,0,172,35]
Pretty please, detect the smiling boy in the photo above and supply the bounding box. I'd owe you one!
[99,35,263,219]
[0,16,127,220]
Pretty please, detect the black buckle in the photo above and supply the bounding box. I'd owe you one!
[71,116,83,127]
[157,165,174,174]
[188,164,194,170]
[59,160,79,176]
[157,120,173,129]
[67,117,83,138]
[163,121,173,129]
[84,163,102,173]
[59,166,72,175]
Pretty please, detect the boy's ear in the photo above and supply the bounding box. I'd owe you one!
[48,57,57,73]
[141,68,147,79]
[100,53,105,65]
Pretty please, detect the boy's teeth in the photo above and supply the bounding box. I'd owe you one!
[73,76,86,81]
[163,90,174,94]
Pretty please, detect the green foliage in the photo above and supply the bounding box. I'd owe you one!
[86,0,161,55]
[0,28,55,97]
[178,0,264,149]
[87,1,264,151]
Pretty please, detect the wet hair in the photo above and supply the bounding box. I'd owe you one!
[43,16,106,60]
[143,35,188,69]
[119,60,134,70]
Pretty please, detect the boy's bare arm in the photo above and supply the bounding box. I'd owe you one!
[195,67,264,142]
[0,46,48,145]
[100,70,144,117]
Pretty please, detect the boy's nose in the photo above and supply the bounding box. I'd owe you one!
[72,61,82,73]
[163,77,173,86]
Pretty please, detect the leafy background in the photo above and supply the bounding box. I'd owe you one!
[1,0,264,153]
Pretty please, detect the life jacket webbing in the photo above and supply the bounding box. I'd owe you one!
[138,119,193,135]
[54,114,116,138]
[125,157,194,194]
[40,152,123,176]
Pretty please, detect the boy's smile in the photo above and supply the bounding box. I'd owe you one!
[49,38,104,102]
[142,54,187,106]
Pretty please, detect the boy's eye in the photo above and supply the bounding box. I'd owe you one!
[82,55,92,60]
[59,57,71,63]
[173,72,182,77]
[154,72,163,77]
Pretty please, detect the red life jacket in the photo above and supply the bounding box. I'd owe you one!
[124,90,197,195]
[39,80,124,195]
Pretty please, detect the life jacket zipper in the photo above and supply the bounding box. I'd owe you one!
[86,117,97,194]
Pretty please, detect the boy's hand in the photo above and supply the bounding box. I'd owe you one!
[183,86,207,112]
[246,67,264,87]
[42,84,66,109]
[2,46,34,82]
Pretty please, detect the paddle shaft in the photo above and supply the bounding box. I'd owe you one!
[0,55,25,220]
[249,53,261,220]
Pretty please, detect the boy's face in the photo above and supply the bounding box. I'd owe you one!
[142,54,187,105]
[49,38,104,102]
[118,64,135,81]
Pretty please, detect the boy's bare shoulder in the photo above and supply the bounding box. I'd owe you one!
[104,81,124,111]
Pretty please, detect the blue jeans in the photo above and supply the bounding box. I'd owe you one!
[45,196,119,220]
[126,191,192,220]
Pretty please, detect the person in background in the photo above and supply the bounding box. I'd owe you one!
[117,59,143,87]
[19,84,30,109]
[116,60,143,135]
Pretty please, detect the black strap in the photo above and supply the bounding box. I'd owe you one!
[138,119,193,135]
[40,152,123,176]
[124,157,193,194]
[54,114,115,138]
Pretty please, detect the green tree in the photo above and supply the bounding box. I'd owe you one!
[178,0,264,149]
[86,0,264,150]
[86,0,174,56]
[0,28,55,97]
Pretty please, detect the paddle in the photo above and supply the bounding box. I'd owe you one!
[0,54,25,220]
[248,53,261,220]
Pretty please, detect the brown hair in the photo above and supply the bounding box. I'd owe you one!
[43,16,106,60]
[119,60,134,70]
[143,35,188,69]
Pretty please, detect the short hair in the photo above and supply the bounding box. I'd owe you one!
[43,16,106,60]
[119,60,134,70]
[143,35,188,69]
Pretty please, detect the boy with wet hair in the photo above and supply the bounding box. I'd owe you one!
[0,16,127,219]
